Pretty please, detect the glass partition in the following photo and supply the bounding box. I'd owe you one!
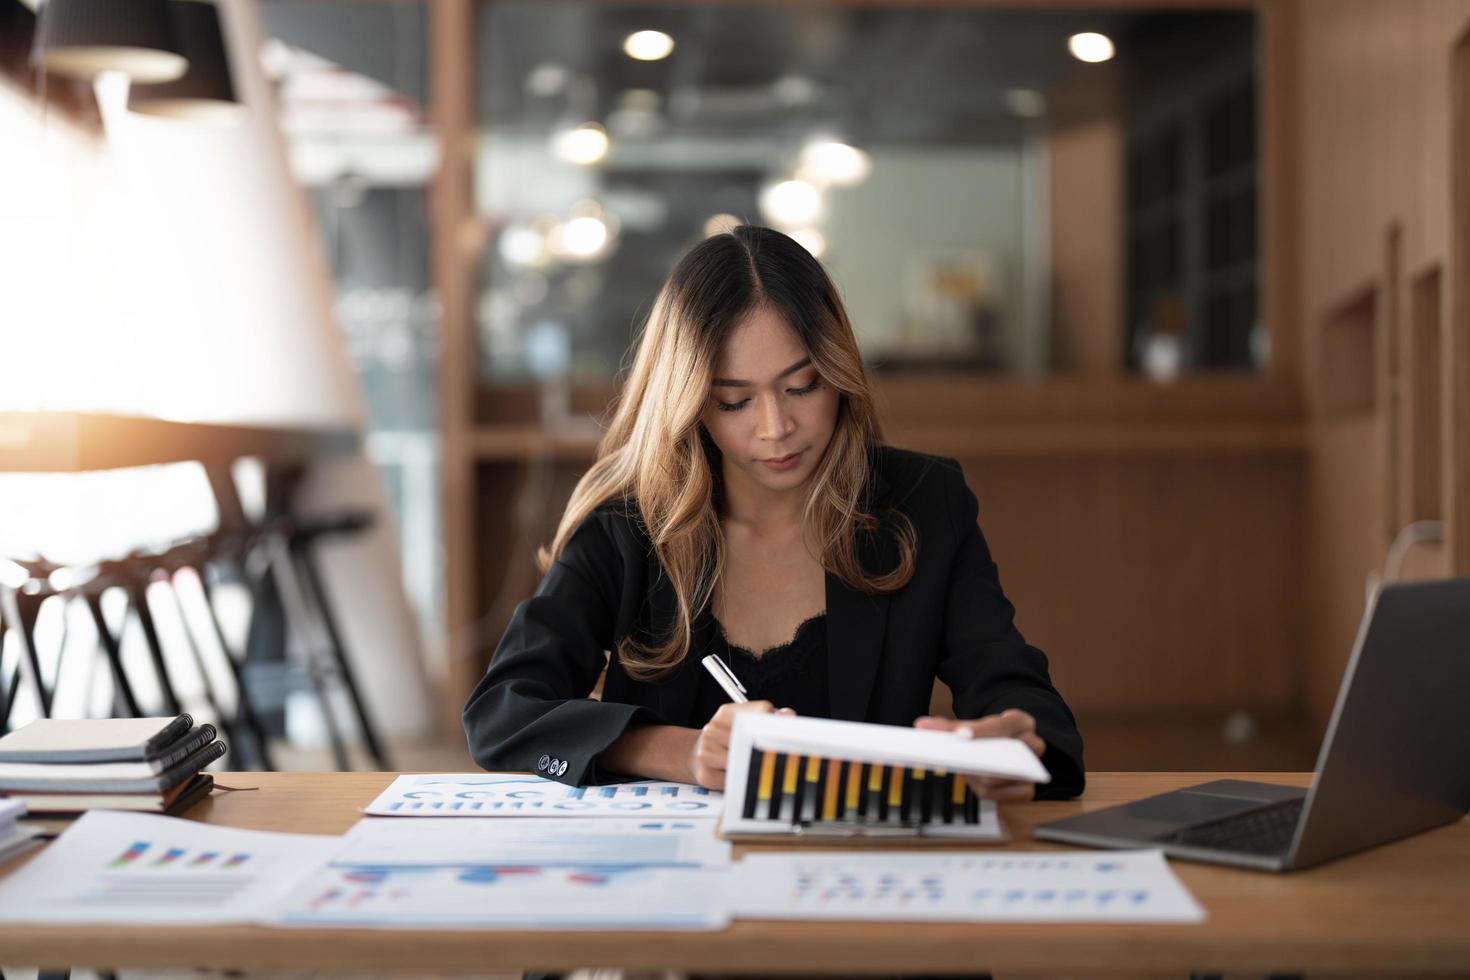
[473,3,1259,387]
[260,0,442,634]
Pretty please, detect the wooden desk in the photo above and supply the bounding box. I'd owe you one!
[2,771,1468,976]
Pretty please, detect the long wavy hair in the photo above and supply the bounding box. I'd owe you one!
[540,225,917,679]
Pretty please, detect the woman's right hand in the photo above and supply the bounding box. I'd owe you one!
[690,700,792,790]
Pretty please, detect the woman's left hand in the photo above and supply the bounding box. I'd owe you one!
[913,709,1046,802]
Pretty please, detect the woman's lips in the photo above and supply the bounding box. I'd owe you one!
[761,450,804,471]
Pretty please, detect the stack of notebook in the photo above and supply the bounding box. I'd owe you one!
[0,715,224,824]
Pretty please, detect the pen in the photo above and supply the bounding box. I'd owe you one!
[701,654,748,704]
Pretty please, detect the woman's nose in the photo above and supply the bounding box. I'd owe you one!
[756,393,795,441]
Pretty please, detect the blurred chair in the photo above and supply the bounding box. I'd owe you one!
[0,508,389,774]
[0,557,67,727]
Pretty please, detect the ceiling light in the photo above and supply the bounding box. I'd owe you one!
[799,140,871,188]
[759,179,824,229]
[617,89,661,112]
[551,122,609,166]
[1003,88,1046,118]
[772,75,819,107]
[608,90,663,140]
[623,30,674,62]
[568,198,605,219]
[551,215,614,263]
[499,226,548,268]
[31,0,187,83]
[525,63,568,98]
[789,229,827,259]
[128,0,240,122]
[1068,32,1115,64]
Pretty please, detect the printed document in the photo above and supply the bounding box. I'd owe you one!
[364,773,724,818]
[277,864,730,930]
[334,815,730,868]
[0,810,338,924]
[734,849,1205,923]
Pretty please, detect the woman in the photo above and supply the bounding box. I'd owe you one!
[463,225,1083,801]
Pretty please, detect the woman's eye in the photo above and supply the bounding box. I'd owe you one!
[788,379,821,396]
[716,399,749,412]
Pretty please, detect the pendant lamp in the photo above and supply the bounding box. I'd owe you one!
[128,0,238,120]
[30,0,187,83]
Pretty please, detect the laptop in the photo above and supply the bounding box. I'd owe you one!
[1033,577,1470,871]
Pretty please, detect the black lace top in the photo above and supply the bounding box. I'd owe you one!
[694,613,830,719]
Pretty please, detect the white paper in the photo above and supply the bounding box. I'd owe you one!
[734,849,1205,924]
[363,774,724,818]
[0,810,339,924]
[731,713,1051,784]
[334,816,730,868]
[276,863,730,930]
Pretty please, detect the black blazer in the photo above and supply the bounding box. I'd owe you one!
[462,446,1085,799]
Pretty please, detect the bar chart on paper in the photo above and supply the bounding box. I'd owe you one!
[363,774,724,817]
[718,713,1046,840]
[109,841,252,870]
[0,810,338,925]
[722,749,1002,839]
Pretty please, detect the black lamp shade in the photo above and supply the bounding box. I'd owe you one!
[128,0,238,120]
[31,0,187,83]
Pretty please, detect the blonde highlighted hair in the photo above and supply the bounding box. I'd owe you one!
[540,225,916,679]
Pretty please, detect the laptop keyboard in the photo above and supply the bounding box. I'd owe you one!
[1156,797,1305,856]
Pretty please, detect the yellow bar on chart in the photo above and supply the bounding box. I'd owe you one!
[822,758,841,820]
[757,751,776,801]
[844,761,862,811]
[782,754,800,795]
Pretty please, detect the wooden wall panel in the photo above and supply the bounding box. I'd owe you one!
[1047,64,1124,374]
[937,451,1305,717]
[1452,22,1470,574]
[1296,0,1470,725]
